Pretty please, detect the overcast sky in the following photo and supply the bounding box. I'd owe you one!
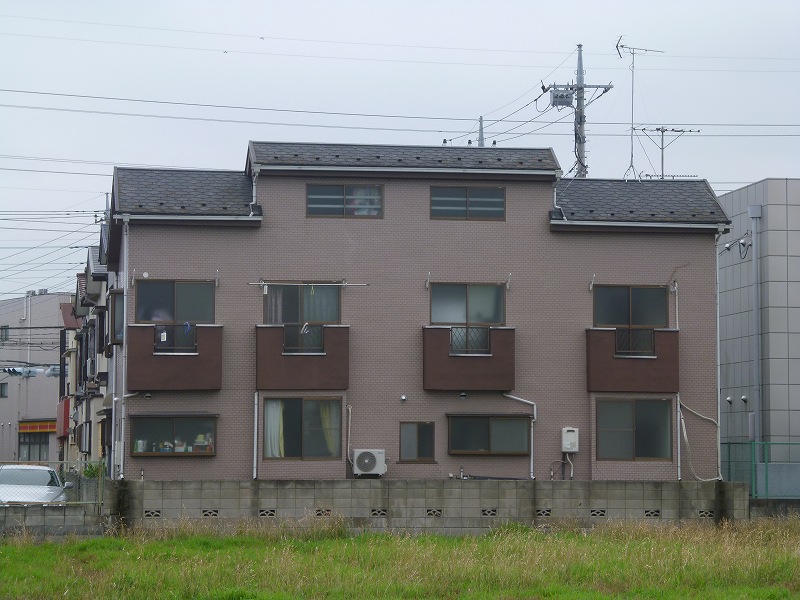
[1,1,798,299]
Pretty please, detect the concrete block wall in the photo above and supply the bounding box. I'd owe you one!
[110,479,749,533]
[0,505,106,536]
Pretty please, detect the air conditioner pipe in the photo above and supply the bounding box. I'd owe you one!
[253,392,259,479]
[503,393,537,480]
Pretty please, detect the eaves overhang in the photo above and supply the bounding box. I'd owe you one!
[112,212,262,227]
[550,219,730,234]
[252,164,560,180]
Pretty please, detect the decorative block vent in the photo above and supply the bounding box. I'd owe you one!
[481,508,498,517]
[143,509,162,518]
[644,509,661,518]
[590,509,606,518]
[698,509,715,519]
[314,508,332,517]
[426,508,443,517]
[202,509,219,518]
[259,509,276,518]
[370,508,387,517]
[535,508,552,518]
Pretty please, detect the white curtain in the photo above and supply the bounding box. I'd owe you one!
[265,286,284,324]
[319,401,341,457]
[264,400,284,458]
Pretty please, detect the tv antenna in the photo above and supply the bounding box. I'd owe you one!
[634,126,700,178]
[542,44,612,177]
[616,37,663,179]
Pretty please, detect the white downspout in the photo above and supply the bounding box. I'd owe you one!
[253,392,259,479]
[715,231,723,479]
[676,393,682,480]
[749,205,762,449]
[118,216,130,480]
[503,393,537,480]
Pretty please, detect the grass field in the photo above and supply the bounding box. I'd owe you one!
[1,516,799,599]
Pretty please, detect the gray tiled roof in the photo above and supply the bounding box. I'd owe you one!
[113,168,253,216]
[249,141,561,172]
[554,179,730,225]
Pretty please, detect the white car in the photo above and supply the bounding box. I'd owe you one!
[0,464,74,506]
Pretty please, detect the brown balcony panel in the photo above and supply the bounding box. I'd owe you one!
[256,325,349,390]
[586,328,679,393]
[423,326,515,391]
[127,325,223,391]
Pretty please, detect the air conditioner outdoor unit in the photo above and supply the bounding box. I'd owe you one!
[352,449,387,477]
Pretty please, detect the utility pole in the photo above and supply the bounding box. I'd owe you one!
[543,44,612,178]
[635,126,700,178]
[478,116,485,147]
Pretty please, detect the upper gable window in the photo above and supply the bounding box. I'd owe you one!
[307,185,383,218]
[135,280,214,353]
[136,281,215,324]
[430,186,505,220]
[594,285,667,356]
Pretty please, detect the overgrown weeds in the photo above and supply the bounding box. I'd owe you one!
[1,515,799,599]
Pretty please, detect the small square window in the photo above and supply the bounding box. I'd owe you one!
[0,325,9,342]
[596,399,672,460]
[400,422,435,462]
[0,382,7,398]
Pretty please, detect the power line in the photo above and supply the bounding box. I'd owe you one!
[0,32,579,70]
[0,166,111,177]
[2,89,799,128]
[2,16,798,63]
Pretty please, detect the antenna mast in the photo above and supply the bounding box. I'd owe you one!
[635,126,700,178]
[543,44,612,178]
[616,37,664,179]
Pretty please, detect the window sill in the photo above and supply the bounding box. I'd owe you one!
[281,352,326,357]
[152,352,199,356]
[613,354,657,359]
[449,352,493,357]
[132,451,216,457]
[397,460,438,464]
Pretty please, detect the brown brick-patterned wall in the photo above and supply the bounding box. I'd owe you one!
[118,174,720,482]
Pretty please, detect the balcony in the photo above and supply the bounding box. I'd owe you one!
[127,324,223,391]
[586,328,679,393]
[256,325,349,390]
[423,326,515,391]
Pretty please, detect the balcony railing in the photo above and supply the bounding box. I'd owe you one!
[153,323,197,353]
[282,324,324,354]
[615,327,655,356]
[450,326,490,354]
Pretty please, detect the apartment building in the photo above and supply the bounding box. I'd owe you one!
[0,291,74,462]
[100,142,729,483]
[57,247,112,471]
[718,178,800,495]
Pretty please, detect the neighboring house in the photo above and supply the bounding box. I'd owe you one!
[0,291,73,462]
[718,178,800,496]
[101,142,729,483]
[58,247,110,469]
